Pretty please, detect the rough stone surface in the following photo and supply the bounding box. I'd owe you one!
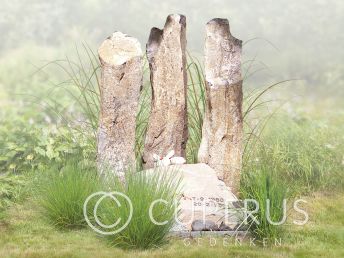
[97,32,143,177]
[191,220,218,231]
[198,18,243,195]
[146,163,242,231]
[143,14,188,168]
[218,221,233,231]
[169,230,246,237]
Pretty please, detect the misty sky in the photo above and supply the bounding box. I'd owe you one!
[1,0,343,94]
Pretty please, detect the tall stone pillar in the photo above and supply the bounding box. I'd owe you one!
[143,14,188,168]
[198,19,243,194]
[97,32,143,176]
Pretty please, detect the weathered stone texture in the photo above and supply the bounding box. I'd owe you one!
[143,14,188,168]
[97,32,142,176]
[198,18,243,195]
[145,163,241,231]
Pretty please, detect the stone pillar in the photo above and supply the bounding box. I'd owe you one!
[198,19,243,195]
[142,14,188,168]
[97,32,142,177]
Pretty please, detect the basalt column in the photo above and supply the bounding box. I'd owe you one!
[198,19,243,195]
[97,32,143,177]
[143,14,188,168]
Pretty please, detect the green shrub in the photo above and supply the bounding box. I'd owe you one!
[0,45,98,175]
[0,107,96,174]
[36,160,101,229]
[93,168,181,249]
[0,173,26,220]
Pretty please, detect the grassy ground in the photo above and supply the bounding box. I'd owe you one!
[0,191,343,258]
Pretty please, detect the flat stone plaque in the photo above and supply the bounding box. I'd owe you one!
[147,163,243,231]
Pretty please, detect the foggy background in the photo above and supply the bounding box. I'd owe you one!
[0,0,343,98]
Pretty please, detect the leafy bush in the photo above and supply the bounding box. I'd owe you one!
[36,160,101,229]
[0,45,98,175]
[0,174,26,220]
[0,109,95,174]
[93,168,181,249]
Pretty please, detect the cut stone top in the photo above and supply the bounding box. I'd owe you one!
[98,31,142,66]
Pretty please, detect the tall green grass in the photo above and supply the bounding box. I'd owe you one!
[186,53,206,163]
[134,58,151,169]
[42,44,101,134]
[89,167,182,249]
[244,114,344,193]
[36,160,101,229]
[240,145,289,239]
[241,111,344,239]
[35,156,182,248]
